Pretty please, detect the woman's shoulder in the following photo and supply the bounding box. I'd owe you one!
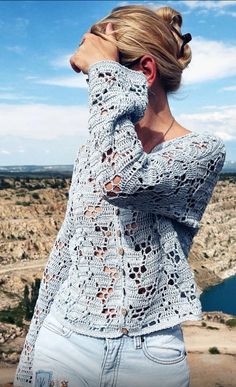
[195,131,226,154]
[175,130,225,152]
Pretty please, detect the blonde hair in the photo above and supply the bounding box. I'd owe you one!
[89,4,192,94]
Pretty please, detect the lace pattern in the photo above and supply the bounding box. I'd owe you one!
[14,60,226,386]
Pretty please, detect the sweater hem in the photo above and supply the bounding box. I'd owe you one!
[48,306,203,338]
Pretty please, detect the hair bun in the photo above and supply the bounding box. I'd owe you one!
[155,6,191,69]
[155,6,182,29]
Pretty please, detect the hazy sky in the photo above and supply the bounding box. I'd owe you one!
[0,0,236,165]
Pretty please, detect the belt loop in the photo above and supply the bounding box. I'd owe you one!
[134,335,142,349]
[105,337,109,351]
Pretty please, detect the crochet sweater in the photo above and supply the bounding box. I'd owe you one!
[14,60,226,386]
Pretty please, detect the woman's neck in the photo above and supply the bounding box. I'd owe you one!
[135,85,190,151]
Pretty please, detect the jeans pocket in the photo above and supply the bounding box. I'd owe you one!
[141,324,187,365]
[42,313,74,339]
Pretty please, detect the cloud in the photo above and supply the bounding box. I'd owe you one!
[0,149,10,155]
[0,87,14,91]
[0,93,47,101]
[0,17,29,37]
[182,37,236,84]
[25,76,39,81]
[181,1,236,10]
[34,75,88,88]
[1,101,235,147]
[221,85,236,91]
[116,1,169,10]
[0,104,89,140]
[217,10,236,17]
[6,45,26,54]
[50,37,236,88]
[176,105,236,141]
[50,54,72,69]
[117,0,236,11]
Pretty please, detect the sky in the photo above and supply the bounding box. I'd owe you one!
[0,0,236,166]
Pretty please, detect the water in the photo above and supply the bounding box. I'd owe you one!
[200,274,236,315]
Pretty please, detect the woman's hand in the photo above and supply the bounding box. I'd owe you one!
[70,23,119,74]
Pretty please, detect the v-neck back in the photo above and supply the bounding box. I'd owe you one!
[148,131,199,154]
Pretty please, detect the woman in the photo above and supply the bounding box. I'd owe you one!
[14,4,226,387]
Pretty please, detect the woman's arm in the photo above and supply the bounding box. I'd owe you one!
[13,158,79,387]
[87,60,226,228]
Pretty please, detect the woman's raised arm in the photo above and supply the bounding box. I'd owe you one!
[87,60,226,229]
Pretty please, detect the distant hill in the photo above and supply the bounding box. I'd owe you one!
[0,160,235,178]
[222,161,236,173]
[0,165,73,178]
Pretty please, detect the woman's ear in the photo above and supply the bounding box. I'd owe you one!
[140,56,157,80]
[105,22,114,35]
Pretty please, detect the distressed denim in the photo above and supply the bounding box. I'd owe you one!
[32,311,190,387]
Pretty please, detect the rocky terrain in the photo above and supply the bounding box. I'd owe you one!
[0,174,235,386]
[0,175,235,305]
[189,177,236,292]
[0,177,70,311]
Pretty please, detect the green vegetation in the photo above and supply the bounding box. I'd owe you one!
[219,173,236,183]
[15,201,32,206]
[16,192,26,197]
[0,179,12,189]
[0,304,24,327]
[208,346,220,354]
[6,234,26,240]
[0,278,41,327]
[50,179,67,189]
[32,192,40,199]
[33,242,39,251]
[226,318,236,328]
[21,251,29,260]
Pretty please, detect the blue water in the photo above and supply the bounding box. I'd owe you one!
[200,274,236,315]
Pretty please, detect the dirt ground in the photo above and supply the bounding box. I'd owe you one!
[0,320,235,387]
[183,320,236,387]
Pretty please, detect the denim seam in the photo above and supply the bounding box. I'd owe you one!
[112,338,124,387]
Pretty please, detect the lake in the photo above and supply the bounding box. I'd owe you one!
[200,274,236,315]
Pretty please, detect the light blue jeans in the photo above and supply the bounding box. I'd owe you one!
[32,311,190,387]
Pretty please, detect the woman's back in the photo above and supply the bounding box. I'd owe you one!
[14,5,226,387]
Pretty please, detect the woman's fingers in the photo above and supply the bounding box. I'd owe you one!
[69,55,81,73]
[70,61,81,73]
[69,32,94,73]
[69,25,118,74]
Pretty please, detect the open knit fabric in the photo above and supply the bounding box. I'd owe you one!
[14,60,226,386]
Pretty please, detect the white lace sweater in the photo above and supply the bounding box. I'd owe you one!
[14,60,226,386]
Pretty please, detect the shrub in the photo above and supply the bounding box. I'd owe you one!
[209,346,220,354]
[32,192,40,199]
[0,305,24,327]
[226,318,236,328]
[21,251,29,260]
[0,278,41,327]
[15,201,31,206]
[33,242,39,251]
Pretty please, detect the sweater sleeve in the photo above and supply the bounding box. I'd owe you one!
[13,156,79,387]
[86,60,226,229]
